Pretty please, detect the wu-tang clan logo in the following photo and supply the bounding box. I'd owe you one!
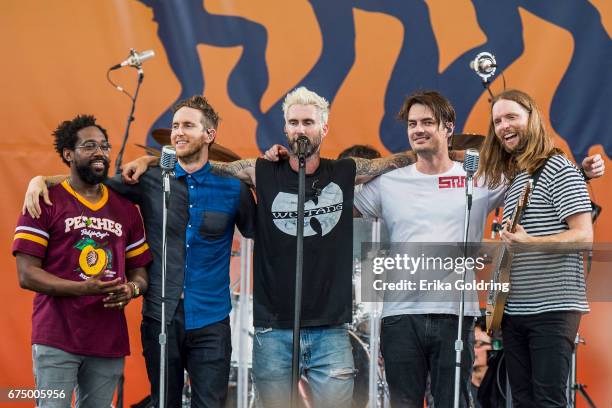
[74,238,112,276]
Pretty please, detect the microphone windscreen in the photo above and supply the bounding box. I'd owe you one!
[463,148,480,175]
[138,50,155,63]
[160,145,177,171]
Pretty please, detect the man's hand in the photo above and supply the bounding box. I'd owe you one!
[263,144,289,161]
[80,272,123,297]
[122,155,158,184]
[102,282,134,309]
[500,223,531,244]
[582,154,605,179]
[23,176,50,219]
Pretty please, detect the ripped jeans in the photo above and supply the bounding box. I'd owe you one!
[252,325,354,408]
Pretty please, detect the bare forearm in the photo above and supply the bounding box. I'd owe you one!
[528,229,593,244]
[44,175,67,187]
[353,152,416,177]
[210,159,256,185]
[127,267,148,295]
[18,265,83,296]
[353,152,416,184]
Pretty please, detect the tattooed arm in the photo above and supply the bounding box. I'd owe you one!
[352,152,417,184]
[210,159,257,187]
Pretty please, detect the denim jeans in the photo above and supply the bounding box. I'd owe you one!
[141,301,232,408]
[380,314,475,408]
[252,325,354,408]
[32,344,124,408]
[502,311,581,408]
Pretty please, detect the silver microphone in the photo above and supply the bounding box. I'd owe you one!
[463,148,480,177]
[160,145,177,172]
[469,51,497,81]
[110,49,155,70]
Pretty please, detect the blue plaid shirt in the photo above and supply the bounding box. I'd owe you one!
[175,161,244,329]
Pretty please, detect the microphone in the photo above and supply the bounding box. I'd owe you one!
[110,49,155,70]
[160,145,177,173]
[463,148,480,177]
[463,148,479,209]
[296,135,311,159]
[469,51,497,81]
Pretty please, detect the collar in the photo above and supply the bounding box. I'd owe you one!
[174,161,212,184]
[61,180,109,211]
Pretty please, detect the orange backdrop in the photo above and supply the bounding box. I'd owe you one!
[1,1,611,406]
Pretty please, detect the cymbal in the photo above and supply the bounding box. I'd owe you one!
[147,128,241,162]
[151,128,171,145]
[450,133,486,150]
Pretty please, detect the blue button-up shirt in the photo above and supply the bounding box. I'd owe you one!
[175,161,246,329]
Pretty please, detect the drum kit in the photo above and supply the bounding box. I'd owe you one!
[144,132,488,408]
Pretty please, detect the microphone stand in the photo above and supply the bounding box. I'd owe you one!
[158,167,172,408]
[113,67,144,174]
[453,172,475,408]
[291,148,307,408]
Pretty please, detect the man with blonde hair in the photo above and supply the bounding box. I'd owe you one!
[210,86,417,407]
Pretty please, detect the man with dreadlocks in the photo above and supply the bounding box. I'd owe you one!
[13,114,151,407]
[477,89,597,407]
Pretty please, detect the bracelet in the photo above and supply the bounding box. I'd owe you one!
[128,282,140,298]
[580,167,592,182]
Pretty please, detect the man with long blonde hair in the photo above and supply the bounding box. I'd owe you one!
[478,89,595,407]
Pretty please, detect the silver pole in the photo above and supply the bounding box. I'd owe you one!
[159,172,171,408]
[238,237,253,408]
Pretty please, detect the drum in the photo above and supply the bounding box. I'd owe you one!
[349,330,389,408]
[230,293,253,367]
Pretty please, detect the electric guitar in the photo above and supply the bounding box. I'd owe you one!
[486,179,533,335]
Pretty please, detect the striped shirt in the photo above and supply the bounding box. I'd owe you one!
[502,155,591,315]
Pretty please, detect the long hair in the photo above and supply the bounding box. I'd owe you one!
[477,89,563,188]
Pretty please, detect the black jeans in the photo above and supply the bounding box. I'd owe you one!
[141,301,232,408]
[380,314,475,408]
[502,311,581,408]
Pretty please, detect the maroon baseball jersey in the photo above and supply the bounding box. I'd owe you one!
[12,180,152,357]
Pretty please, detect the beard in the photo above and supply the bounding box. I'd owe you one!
[287,133,322,158]
[502,128,529,155]
[175,138,207,164]
[75,157,109,185]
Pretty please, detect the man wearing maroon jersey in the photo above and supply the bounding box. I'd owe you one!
[12,115,152,408]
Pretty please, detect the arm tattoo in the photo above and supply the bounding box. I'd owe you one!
[353,152,416,177]
[210,159,256,181]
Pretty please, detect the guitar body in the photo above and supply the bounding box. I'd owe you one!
[486,248,514,335]
[486,179,533,336]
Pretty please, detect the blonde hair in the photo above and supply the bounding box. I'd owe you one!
[477,89,563,188]
[282,87,330,125]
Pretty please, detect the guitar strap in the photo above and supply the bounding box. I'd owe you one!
[517,156,552,223]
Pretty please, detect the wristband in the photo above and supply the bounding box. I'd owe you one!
[128,281,140,298]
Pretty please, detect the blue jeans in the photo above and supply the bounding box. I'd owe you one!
[32,344,124,408]
[380,314,475,408]
[252,325,354,408]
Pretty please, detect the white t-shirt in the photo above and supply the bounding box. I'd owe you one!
[354,161,504,318]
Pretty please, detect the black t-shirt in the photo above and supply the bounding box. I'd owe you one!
[254,158,356,328]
